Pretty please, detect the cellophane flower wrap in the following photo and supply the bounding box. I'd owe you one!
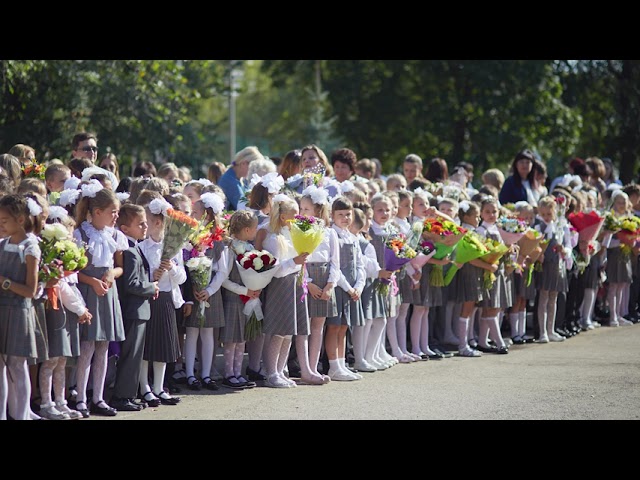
[480,237,510,290]
[615,215,640,258]
[184,221,226,327]
[235,250,278,341]
[39,223,89,310]
[409,240,437,270]
[496,217,528,245]
[162,208,200,261]
[567,210,605,243]
[374,233,417,296]
[288,214,325,288]
[443,231,490,286]
[185,255,213,327]
[422,217,466,287]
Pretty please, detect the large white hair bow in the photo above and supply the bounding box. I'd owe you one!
[200,192,225,215]
[302,185,329,205]
[81,179,104,198]
[260,172,284,194]
[148,198,172,216]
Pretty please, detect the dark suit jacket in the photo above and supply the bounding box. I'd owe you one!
[117,239,156,321]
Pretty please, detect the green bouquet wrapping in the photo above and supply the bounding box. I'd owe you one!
[422,217,467,287]
[443,232,490,286]
[480,238,509,290]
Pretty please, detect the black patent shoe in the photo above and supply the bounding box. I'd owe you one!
[139,391,160,408]
[155,392,181,405]
[476,344,498,353]
[75,401,90,418]
[89,401,118,417]
[201,377,219,391]
[246,366,266,382]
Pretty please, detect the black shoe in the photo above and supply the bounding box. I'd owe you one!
[139,391,160,408]
[222,376,247,390]
[187,376,202,391]
[154,392,181,405]
[432,347,453,358]
[110,397,142,412]
[236,375,256,389]
[496,346,509,354]
[89,401,118,417]
[201,377,219,391]
[74,401,90,418]
[171,368,188,385]
[476,344,498,353]
[511,336,526,345]
[245,366,266,382]
[165,383,182,394]
[427,352,445,360]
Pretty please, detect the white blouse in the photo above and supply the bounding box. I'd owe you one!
[204,244,231,298]
[262,226,301,278]
[73,221,128,268]
[138,237,187,308]
[4,235,41,264]
[307,227,341,286]
[394,217,411,236]
[332,225,366,293]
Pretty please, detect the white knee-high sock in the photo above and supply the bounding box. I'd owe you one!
[621,282,630,317]
[457,317,469,351]
[518,311,527,337]
[91,341,110,404]
[351,325,367,365]
[152,362,167,395]
[581,288,596,325]
[478,317,491,347]
[487,315,506,348]
[365,317,386,363]
[184,327,199,378]
[139,359,151,394]
[509,311,518,338]
[199,328,214,379]
[546,292,559,334]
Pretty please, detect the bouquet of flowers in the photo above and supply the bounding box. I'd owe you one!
[615,215,640,257]
[443,231,490,286]
[529,238,551,286]
[235,250,278,341]
[480,237,510,290]
[39,223,89,310]
[185,255,213,327]
[161,206,200,261]
[422,217,467,286]
[603,211,622,234]
[575,241,597,275]
[374,234,417,296]
[288,214,326,292]
[496,217,528,245]
[516,228,544,263]
[409,240,436,270]
[22,160,46,180]
[567,210,605,243]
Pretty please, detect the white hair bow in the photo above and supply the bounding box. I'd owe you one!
[248,173,262,190]
[459,200,471,213]
[194,178,213,187]
[607,183,622,192]
[48,206,69,221]
[80,179,104,198]
[81,166,108,182]
[116,192,130,202]
[148,198,172,216]
[64,176,81,190]
[260,172,284,194]
[302,185,329,205]
[340,180,355,193]
[514,201,530,210]
[200,192,225,215]
[59,188,82,207]
[26,197,42,217]
[611,189,628,201]
[273,193,291,204]
[286,173,303,185]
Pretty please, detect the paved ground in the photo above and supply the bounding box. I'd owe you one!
[92,323,640,420]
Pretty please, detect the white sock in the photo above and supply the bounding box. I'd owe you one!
[328,359,341,375]
[457,317,469,352]
[509,312,518,338]
[152,362,167,396]
[487,315,506,348]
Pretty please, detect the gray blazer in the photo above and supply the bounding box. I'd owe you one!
[117,239,156,321]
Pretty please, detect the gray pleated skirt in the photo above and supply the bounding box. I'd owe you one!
[422,264,443,307]
[306,262,338,318]
[536,256,569,293]
[326,287,365,327]
[77,266,125,342]
[221,292,247,344]
[479,269,511,308]
[263,272,310,336]
[360,279,374,321]
[184,289,224,329]
[449,263,483,304]
[369,279,388,319]
[577,254,601,290]
[144,292,181,363]
[45,302,72,358]
[606,247,633,284]
[0,297,36,358]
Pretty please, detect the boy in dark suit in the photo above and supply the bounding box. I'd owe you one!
[110,204,159,411]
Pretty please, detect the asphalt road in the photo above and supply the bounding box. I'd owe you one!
[92,323,640,420]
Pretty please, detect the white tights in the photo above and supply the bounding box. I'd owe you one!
[580,288,596,326]
[6,356,30,420]
[223,342,246,378]
[39,356,68,405]
[139,360,167,395]
[264,334,292,377]
[607,283,625,323]
[184,327,214,379]
[537,290,558,337]
[409,306,432,355]
[76,340,109,405]
[365,317,386,364]
[387,303,410,357]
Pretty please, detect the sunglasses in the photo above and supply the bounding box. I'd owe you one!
[80,146,98,153]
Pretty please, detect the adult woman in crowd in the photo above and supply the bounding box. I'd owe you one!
[498,149,537,206]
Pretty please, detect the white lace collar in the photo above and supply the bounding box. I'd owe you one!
[371,220,395,235]
[82,221,118,268]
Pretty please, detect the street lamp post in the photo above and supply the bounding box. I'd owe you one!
[229,65,242,162]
